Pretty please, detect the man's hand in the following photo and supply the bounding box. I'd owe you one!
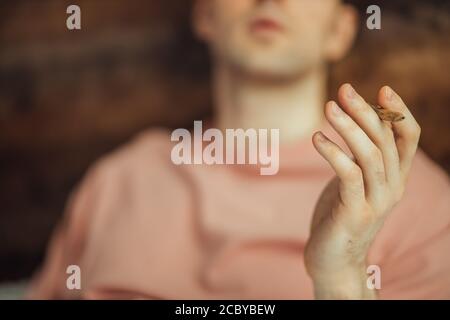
[304,84,421,299]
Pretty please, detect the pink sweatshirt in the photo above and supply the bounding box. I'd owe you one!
[28,124,450,299]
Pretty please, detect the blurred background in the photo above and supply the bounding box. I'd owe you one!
[0,0,449,287]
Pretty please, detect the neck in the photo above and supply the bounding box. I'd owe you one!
[213,63,327,144]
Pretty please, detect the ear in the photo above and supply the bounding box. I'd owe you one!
[192,0,214,42]
[324,4,359,62]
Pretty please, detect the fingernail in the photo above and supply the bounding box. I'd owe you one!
[385,86,394,101]
[331,101,343,116]
[347,85,356,99]
[316,132,326,143]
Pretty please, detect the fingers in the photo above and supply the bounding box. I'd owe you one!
[378,86,421,179]
[315,84,420,213]
[324,100,386,203]
[312,131,365,206]
[337,84,401,188]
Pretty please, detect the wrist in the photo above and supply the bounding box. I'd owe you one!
[309,263,376,300]
[305,250,368,279]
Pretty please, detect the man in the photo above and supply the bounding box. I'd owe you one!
[29,0,450,299]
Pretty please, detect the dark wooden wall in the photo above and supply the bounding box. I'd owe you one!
[0,0,212,281]
[0,0,449,281]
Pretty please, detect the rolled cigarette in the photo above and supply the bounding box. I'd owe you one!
[370,104,405,122]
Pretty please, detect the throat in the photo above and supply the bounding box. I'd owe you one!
[213,65,327,144]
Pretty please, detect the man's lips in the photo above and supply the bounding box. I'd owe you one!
[249,17,284,33]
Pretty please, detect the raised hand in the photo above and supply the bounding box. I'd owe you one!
[304,84,421,299]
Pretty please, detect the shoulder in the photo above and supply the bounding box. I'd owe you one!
[375,148,450,254]
[99,127,174,171]
[405,148,449,204]
[69,127,188,209]
[62,127,192,235]
[406,148,450,226]
[87,127,175,181]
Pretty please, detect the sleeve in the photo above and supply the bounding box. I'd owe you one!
[26,161,110,299]
[375,151,450,299]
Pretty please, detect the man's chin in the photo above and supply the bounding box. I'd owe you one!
[231,54,303,81]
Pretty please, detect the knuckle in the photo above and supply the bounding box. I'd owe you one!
[353,98,367,110]
[346,165,363,181]
[382,125,395,139]
[406,123,421,140]
[329,145,341,159]
[392,185,405,203]
[375,169,386,183]
[415,123,422,138]
[344,117,359,131]
[367,147,383,163]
